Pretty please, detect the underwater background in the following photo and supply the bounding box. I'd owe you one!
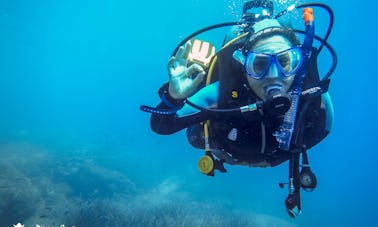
[0,0,376,226]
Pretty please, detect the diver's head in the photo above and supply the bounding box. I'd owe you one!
[246,34,301,100]
[233,19,301,100]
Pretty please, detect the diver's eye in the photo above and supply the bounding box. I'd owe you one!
[277,53,291,71]
[276,48,303,75]
[253,56,270,74]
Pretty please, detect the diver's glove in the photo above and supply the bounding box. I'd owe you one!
[168,41,206,100]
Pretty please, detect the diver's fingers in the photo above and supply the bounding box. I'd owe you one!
[174,43,191,67]
[167,57,175,70]
[191,71,205,89]
[167,57,178,76]
[182,40,192,60]
[187,63,205,77]
[174,46,185,60]
[175,41,192,62]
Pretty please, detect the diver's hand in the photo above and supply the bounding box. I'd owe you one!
[168,41,206,100]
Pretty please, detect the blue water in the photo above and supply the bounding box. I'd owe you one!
[0,0,376,226]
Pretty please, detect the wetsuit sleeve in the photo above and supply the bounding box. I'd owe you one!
[321,92,334,132]
[150,82,220,135]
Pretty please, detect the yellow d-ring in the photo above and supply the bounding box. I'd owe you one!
[198,155,214,174]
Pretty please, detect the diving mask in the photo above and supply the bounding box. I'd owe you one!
[243,47,303,79]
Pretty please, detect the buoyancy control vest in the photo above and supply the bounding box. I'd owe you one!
[187,39,330,167]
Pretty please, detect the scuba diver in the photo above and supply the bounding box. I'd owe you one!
[141,0,337,218]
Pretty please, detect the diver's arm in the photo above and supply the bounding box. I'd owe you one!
[150,104,209,135]
[150,82,219,135]
[321,92,334,132]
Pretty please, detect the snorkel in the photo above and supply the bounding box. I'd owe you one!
[274,8,315,150]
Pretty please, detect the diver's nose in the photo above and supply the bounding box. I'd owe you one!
[265,63,280,79]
